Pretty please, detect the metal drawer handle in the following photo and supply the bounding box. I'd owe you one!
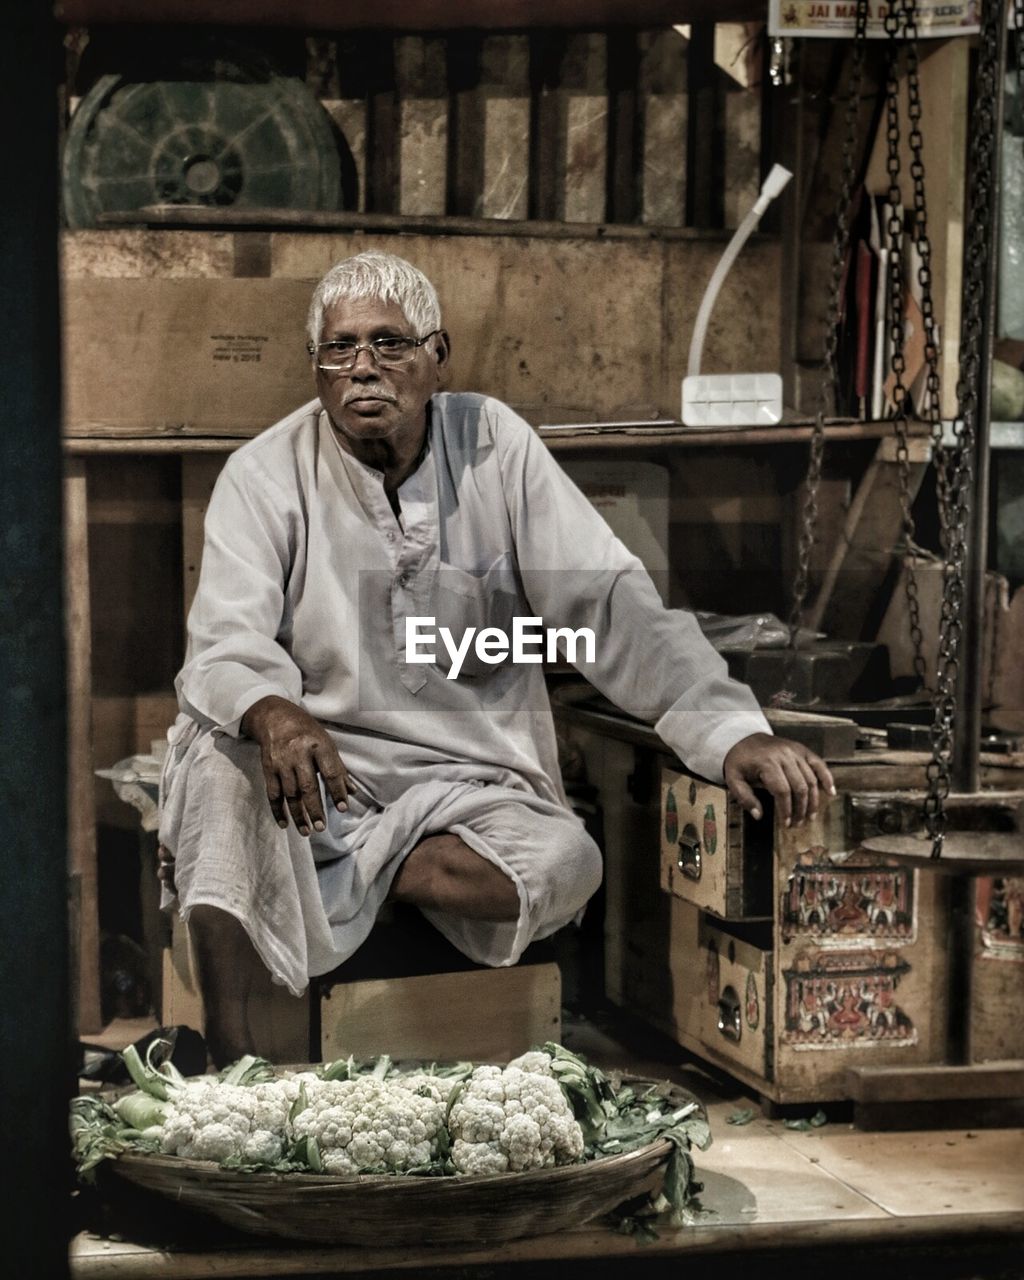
[677,824,702,880]
[718,985,742,1042]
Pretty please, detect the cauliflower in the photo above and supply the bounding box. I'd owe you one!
[159,1078,293,1164]
[507,1050,556,1075]
[447,1064,584,1175]
[290,1077,445,1175]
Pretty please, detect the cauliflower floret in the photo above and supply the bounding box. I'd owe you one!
[448,1064,584,1175]
[241,1129,285,1164]
[390,1073,451,1105]
[290,1077,445,1174]
[451,1138,510,1175]
[506,1050,555,1076]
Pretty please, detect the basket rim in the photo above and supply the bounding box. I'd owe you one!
[113,1132,673,1190]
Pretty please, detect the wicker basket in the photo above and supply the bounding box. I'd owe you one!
[106,1071,691,1246]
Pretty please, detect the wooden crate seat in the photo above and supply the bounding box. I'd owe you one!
[162,902,561,1066]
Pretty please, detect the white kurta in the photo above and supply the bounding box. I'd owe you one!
[160,393,770,993]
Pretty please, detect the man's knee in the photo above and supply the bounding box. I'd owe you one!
[181,735,268,826]
[553,819,603,909]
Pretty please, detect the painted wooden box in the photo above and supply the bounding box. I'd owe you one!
[564,723,955,1102]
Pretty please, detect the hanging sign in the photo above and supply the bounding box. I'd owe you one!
[768,0,980,38]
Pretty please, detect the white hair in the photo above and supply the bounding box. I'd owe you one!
[307,250,442,348]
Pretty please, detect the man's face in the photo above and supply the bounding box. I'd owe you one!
[313,296,447,447]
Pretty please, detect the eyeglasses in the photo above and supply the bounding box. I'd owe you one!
[307,330,441,373]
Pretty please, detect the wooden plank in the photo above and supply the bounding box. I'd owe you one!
[67,1211,1024,1279]
[480,34,531,221]
[60,228,235,277]
[65,438,240,452]
[562,32,608,224]
[59,0,768,22]
[160,915,204,1036]
[763,707,860,760]
[65,460,102,1035]
[638,28,688,227]
[181,455,227,621]
[60,421,927,454]
[396,35,448,217]
[85,497,181,524]
[845,1061,1024,1103]
[806,438,930,640]
[96,205,744,239]
[319,964,561,1063]
[67,1211,1024,1278]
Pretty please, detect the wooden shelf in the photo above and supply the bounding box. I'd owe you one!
[61,419,926,456]
[57,0,764,29]
[538,419,926,451]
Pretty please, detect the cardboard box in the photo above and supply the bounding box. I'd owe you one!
[61,228,783,437]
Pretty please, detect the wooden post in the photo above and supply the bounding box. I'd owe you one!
[64,460,102,1034]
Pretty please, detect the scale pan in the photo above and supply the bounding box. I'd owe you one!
[860,830,1024,874]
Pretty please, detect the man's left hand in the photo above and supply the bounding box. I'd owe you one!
[723,733,835,828]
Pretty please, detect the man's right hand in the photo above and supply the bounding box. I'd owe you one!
[240,695,350,837]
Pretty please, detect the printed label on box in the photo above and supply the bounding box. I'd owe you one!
[210,333,269,364]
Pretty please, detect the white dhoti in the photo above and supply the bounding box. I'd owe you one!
[158,719,603,998]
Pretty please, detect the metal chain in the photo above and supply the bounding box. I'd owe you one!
[923,0,1003,857]
[786,0,870,657]
[902,1,952,547]
[882,1,928,686]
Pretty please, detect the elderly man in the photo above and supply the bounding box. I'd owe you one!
[159,250,833,1067]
